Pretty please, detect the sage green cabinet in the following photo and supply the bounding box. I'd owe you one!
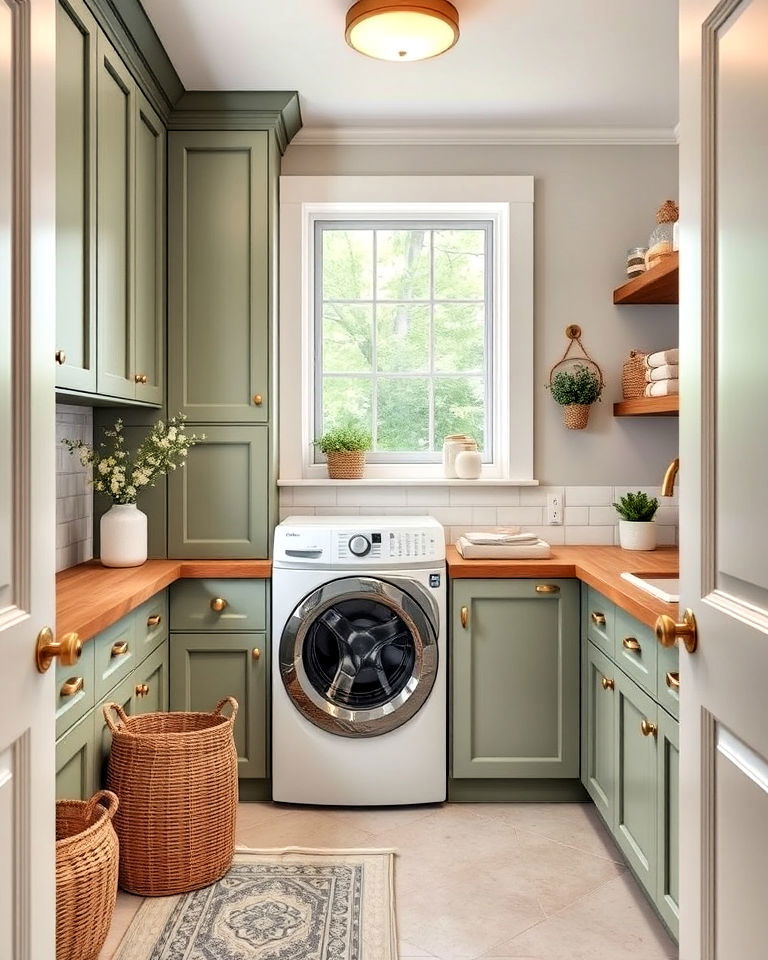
[451,579,580,779]
[55,0,97,392]
[55,639,95,739]
[656,709,680,938]
[170,578,267,633]
[170,633,267,779]
[582,641,616,824]
[585,587,614,659]
[657,641,680,720]
[615,607,657,698]
[56,713,96,800]
[167,426,269,558]
[168,131,270,423]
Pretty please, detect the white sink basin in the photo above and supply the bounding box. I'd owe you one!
[620,572,680,603]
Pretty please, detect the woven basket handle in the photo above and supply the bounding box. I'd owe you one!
[85,789,119,821]
[102,702,129,733]
[213,696,238,723]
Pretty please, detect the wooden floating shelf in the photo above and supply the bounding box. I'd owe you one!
[613,395,679,417]
[613,252,679,305]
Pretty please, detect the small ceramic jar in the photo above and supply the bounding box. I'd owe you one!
[454,450,482,480]
[442,435,476,478]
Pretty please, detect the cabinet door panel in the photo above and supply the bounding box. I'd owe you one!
[170,633,267,779]
[615,607,657,698]
[94,612,136,702]
[94,671,135,790]
[56,714,95,801]
[614,670,658,895]
[96,32,134,400]
[133,91,164,406]
[55,0,97,392]
[656,709,679,938]
[167,426,269,558]
[452,579,580,779]
[582,641,616,823]
[168,131,269,422]
[586,587,614,659]
[133,639,169,715]
[55,638,95,738]
[657,640,680,720]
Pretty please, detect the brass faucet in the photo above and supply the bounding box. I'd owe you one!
[661,458,679,497]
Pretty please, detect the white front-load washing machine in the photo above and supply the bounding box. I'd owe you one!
[272,516,446,805]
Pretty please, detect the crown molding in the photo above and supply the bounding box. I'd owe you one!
[292,124,679,147]
[168,92,302,153]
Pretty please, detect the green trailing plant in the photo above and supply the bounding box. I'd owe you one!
[548,364,603,406]
[314,424,373,455]
[613,491,660,522]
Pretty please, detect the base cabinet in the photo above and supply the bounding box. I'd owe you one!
[656,709,680,934]
[582,641,616,823]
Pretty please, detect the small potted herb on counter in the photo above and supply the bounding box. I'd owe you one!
[315,425,373,479]
[613,491,660,551]
[548,364,603,429]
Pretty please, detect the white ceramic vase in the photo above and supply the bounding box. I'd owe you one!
[454,450,482,480]
[618,520,656,552]
[100,503,148,567]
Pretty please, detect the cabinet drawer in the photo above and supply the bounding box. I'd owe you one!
[657,642,680,720]
[132,592,168,659]
[55,639,95,738]
[56,712,96,801]
[586,588,614,658]
[170,579,267,632]
[94,613,137,702]
[615,607,658,698]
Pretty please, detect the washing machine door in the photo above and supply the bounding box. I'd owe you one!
[280,576,439,738]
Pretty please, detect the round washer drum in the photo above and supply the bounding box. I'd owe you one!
[279,576,439,738]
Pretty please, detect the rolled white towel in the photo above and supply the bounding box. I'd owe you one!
[646,348,679,368]
[645,363,679,382]
[645,379,679,397]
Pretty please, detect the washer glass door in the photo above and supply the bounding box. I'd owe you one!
[280,577,438,738]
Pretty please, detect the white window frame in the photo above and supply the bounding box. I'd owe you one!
[279,176,534,483]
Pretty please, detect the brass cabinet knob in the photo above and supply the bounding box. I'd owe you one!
[135,683,149,697]
[111,640,129,658]
[146,614,162,627]
[622,636,642,653]
[252,647,261,661]
[210,597,228,613]
[655,609,698,654]
[535,584,559,594]
[134,373,148,384]
[640,719,658,738]
[35,628,82,673]
[460,605,469,629]
[591,612,606,626]
[55,349,66,365]
[60,676,84,698]
[665,671,680,691]
[601,676,614,691]
[252,393,263,406]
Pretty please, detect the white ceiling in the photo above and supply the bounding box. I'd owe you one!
[142,0,679,142]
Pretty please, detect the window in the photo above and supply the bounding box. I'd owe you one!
[279,176,534,482]
[315,221,493,462]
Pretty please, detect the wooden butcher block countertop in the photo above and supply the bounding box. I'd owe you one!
[446,544,679,628]
[57,558,272,644]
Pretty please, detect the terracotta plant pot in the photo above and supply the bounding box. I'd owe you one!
[326,450,366,479]
[561,404,592,430]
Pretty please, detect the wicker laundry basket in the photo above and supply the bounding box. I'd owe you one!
[104,697,238,896]
[622,351,648,399]
[56,790,119,960]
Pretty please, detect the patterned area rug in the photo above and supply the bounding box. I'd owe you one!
[112,847,397,960]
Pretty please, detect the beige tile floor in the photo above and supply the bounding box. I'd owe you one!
[100,801,678,960]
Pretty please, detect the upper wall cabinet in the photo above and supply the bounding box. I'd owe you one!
[168,131,270,423]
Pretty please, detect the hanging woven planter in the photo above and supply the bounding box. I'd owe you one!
[561,404,592,430]
[548,325,605,431]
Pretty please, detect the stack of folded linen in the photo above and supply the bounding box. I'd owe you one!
[644,348,679,397]
[456,528,552,560]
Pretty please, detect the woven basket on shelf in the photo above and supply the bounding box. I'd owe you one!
[622,351,648,399]
[562,404,592,430]
[104,697,238,897]
[56,790,119,960]
[326,450,366,479]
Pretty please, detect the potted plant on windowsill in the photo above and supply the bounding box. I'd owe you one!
[548,364,603,430]
[613,491,660,551]
[315,425,373,479]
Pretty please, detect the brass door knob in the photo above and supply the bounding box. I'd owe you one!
[665,671,680,691]
[640,719,658,738]
[135,683,149,697]
[111,640,129,657]
[622,636,642,653]
[134,373,148,384]
[210,597,228,612]
[601,676,614,691]
[60,676,84,698]
[591,612,606,626]
[146,614,162,627]
[460,606,469,629]
[535,584,559,594]
[252,647,261,660]
[35,628,82,673]
[656,609,698,654]
[252,393,263,406]
[55,349,66,365]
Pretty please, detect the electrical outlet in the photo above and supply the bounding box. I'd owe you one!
[546,493,563,525]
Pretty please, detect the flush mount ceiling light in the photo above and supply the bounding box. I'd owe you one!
[345,0,460,62]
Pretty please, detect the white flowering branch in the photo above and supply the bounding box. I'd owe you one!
[63,415,205,505]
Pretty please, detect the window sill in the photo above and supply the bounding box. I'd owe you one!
[277,478,540,487]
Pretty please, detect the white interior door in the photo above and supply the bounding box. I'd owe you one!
[0,0,57,957]
[679,0,768,955]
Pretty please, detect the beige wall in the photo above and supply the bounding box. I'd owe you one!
[281,143,679,486]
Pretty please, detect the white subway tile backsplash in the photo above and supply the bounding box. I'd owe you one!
[589,506,620,526]
[293,485,336,506]
[470,507,497,525]
[336,486,407,507]
[56,404,93,572]
[448,485,520,506]
[406,486,451,507]
[496,506,545,526]
[565,486,614,506]
[565,526,615,545]
[564,506,589,525]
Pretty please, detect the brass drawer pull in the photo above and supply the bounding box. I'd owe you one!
[591,612,606,626]
[135,683,149,698]
[535,584,559,594]
[623,636,642,653]
[253,393,263,406]
[640,719,658,738]
[134,373,148,384]
[210,597,228,613]
[60,676,84,698]
[460,606,469,629]
[252,647,261,661]
[665,671,680,691]
[146,614,162,627]
[111,640,129,657]
[601,676,614,691]
[55,349,66,365]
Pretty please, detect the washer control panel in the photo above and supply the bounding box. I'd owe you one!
[274,519,445,566]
